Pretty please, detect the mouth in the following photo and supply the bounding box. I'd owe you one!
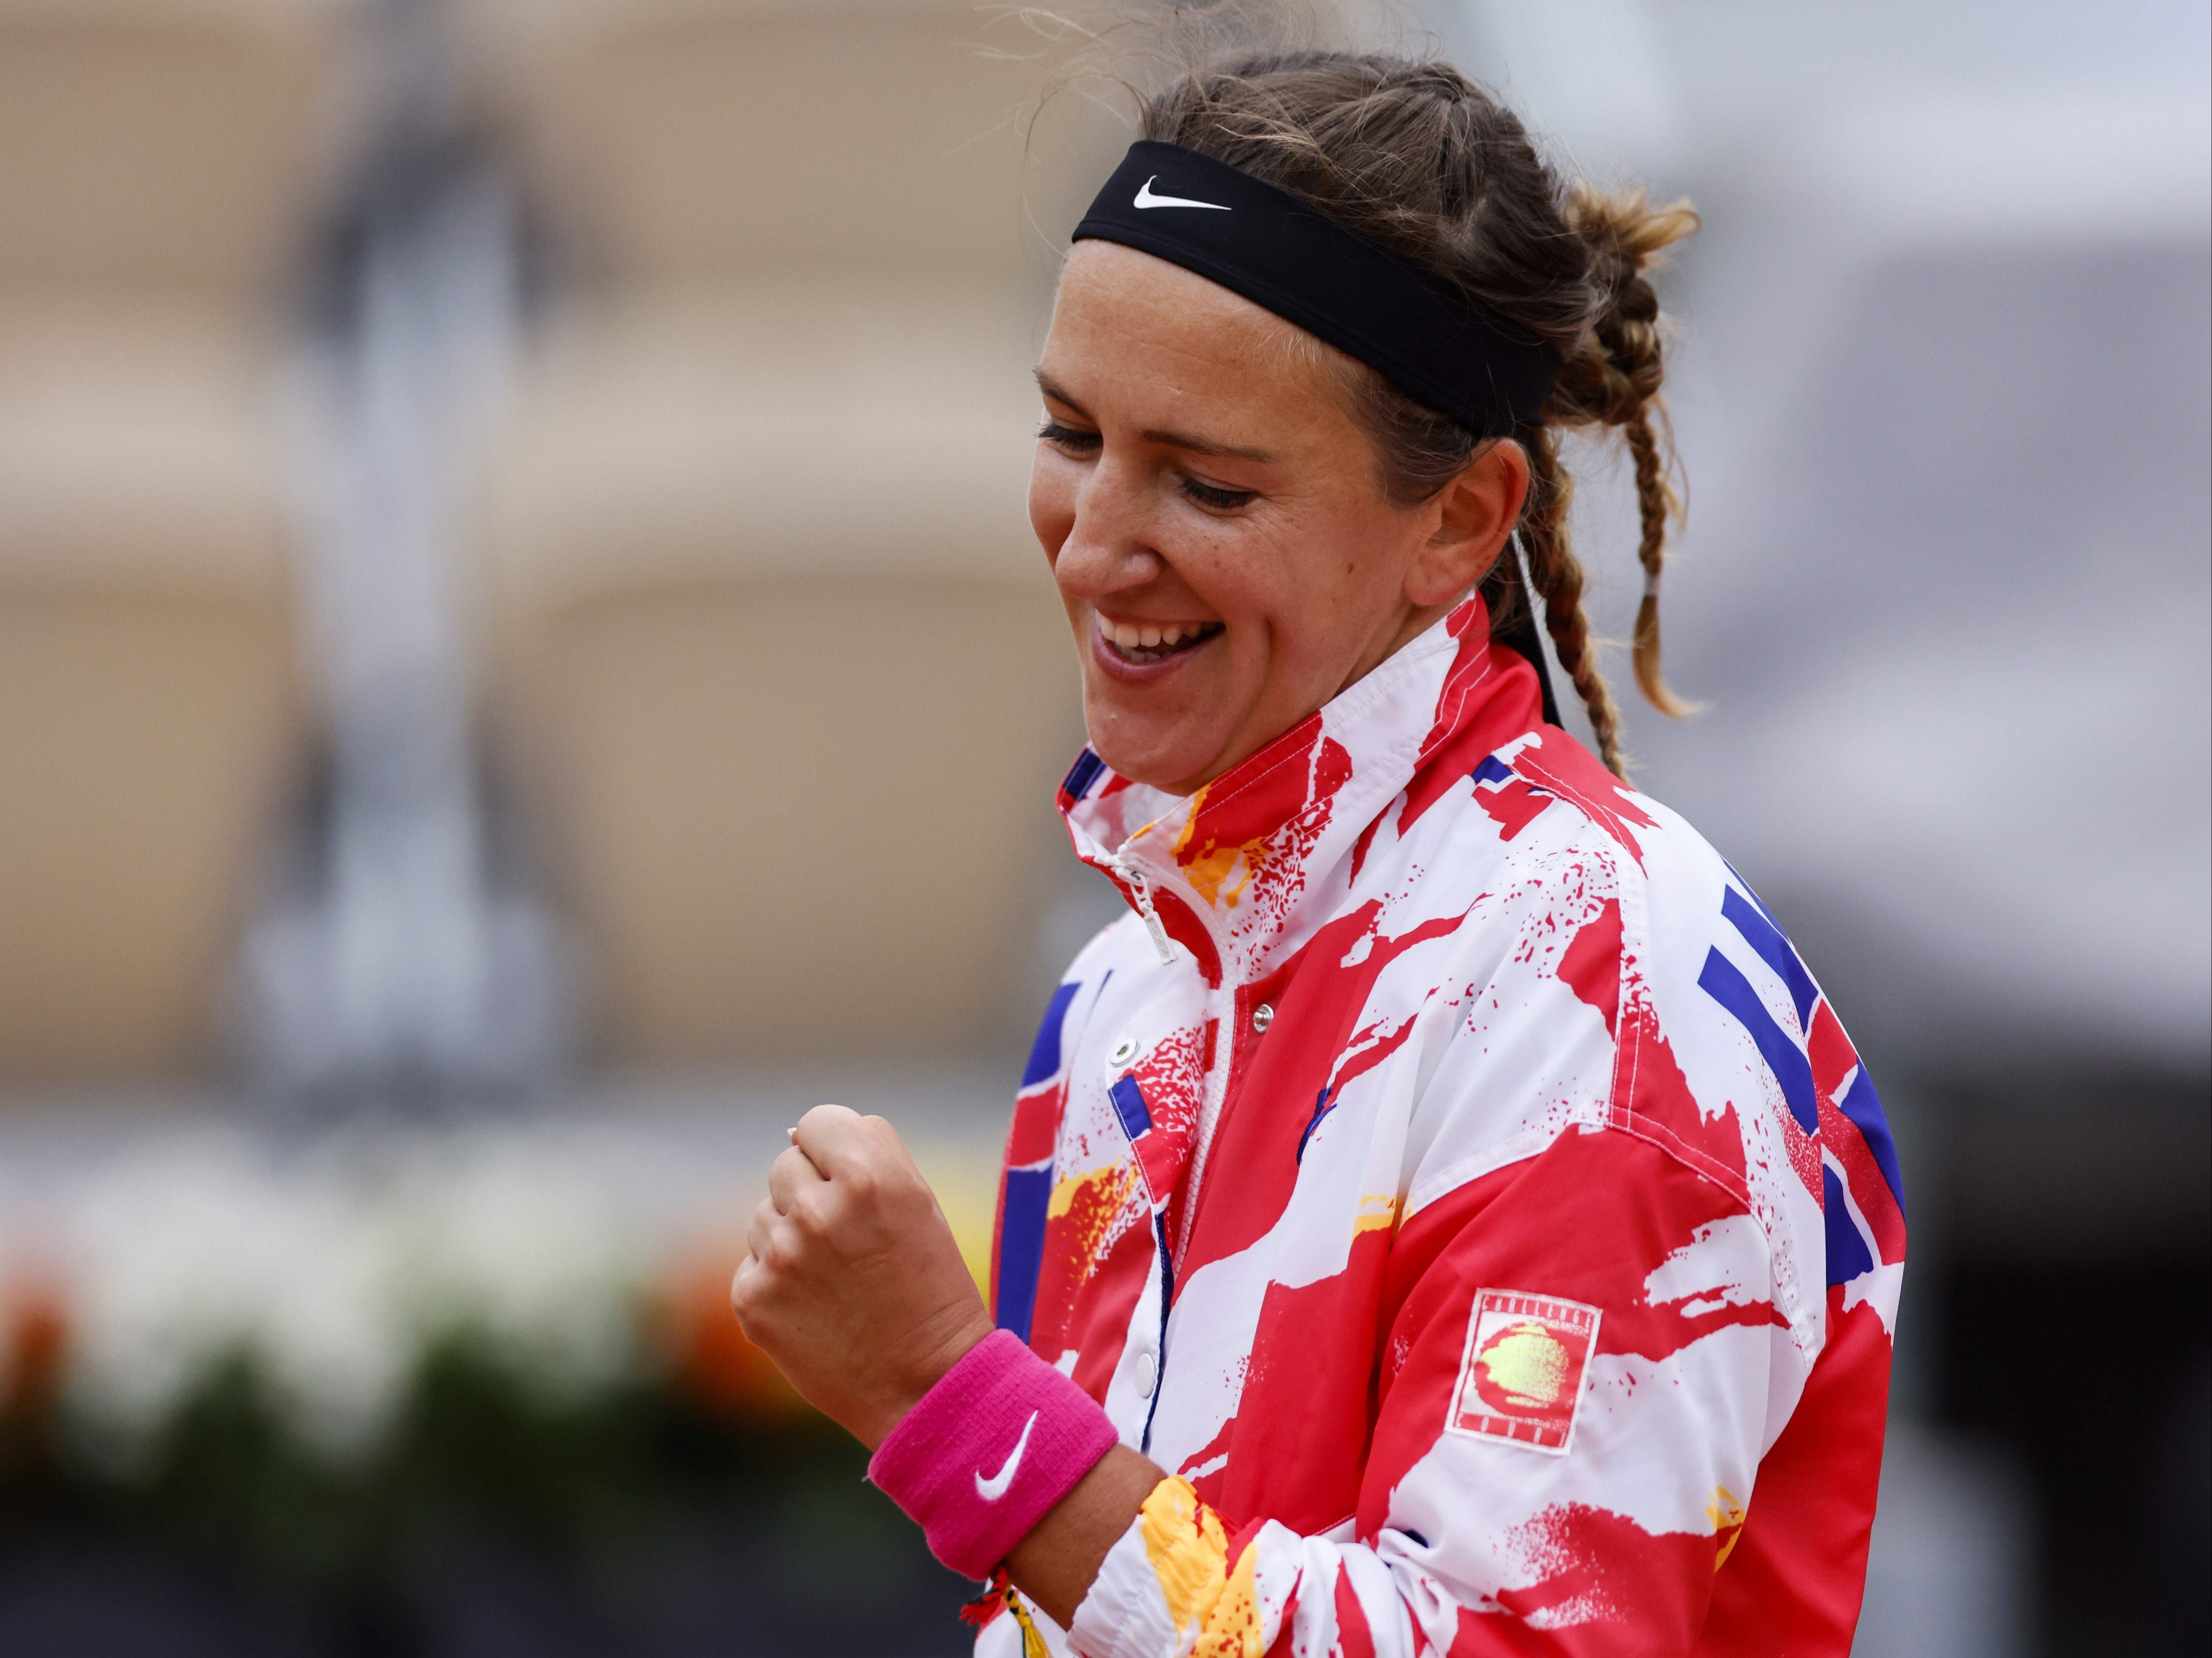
[1096,613,1225,667]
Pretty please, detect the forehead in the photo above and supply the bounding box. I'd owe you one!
[1043,241,1348,428]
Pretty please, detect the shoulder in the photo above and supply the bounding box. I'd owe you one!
[1387,726,1733,1030]
[1468,731,1882,1339]
[1424,726,1745,999]
[1407,729,1844,1279]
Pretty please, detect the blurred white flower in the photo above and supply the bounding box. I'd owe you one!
[381,1133,655,1404]
[41,1123,681,1464]
[61,1132,411,1459]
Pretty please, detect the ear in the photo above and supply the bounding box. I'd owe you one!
[1404,440,1530,607]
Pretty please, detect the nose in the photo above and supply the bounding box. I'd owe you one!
[1054,456,1165,602]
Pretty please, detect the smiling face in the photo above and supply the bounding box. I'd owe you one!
[1030,240,1527,796]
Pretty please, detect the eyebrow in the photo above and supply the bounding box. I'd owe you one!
[1034,371,1277,465]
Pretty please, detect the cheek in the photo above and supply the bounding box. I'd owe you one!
[1246,509,1397,655]
[1215,513,1345,626]
[1163,519,1284,622]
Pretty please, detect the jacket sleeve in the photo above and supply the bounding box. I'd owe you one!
[1066,1070,1786,1656]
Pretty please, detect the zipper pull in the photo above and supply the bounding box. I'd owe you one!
[1108,853,1177,965]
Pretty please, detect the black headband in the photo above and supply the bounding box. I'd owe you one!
[1073,141,1561,439]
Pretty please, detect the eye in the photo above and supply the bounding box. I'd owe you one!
[1179,475,1257,512]
[1038,419,1100,453]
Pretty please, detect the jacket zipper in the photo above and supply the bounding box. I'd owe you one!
[1104,851,1177,966]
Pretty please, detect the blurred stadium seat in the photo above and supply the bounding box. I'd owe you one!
[0,0,350,1080]
[468,0,1103,1061]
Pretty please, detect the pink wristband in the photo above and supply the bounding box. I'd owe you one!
[868,1328,1121,1580]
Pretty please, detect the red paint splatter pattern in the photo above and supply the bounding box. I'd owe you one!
[994,594,1902,1658]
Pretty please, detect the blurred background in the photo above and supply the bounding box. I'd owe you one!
[0,0,2202,1653]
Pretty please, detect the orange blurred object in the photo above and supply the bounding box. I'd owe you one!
[1,1274,67,1427]
[654,1242,814,1424]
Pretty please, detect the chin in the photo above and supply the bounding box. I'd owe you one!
[1083,719,1218,797]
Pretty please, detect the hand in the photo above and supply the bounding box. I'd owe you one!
[730,1104,995,1449]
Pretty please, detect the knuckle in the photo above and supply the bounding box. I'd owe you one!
[759,1229,801,1274]
[731,1299,770,1344]
[730,1261,769,1320]
[841,1164,882,1204]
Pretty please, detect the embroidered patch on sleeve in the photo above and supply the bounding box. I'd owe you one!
[1446,1289,1601,1455]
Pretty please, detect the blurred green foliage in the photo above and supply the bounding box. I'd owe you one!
[0,1337,975,1654]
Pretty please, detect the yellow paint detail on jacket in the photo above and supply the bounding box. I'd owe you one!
[1193,1539,1267,1658]
[1166,788,1267,911]
[1139,1477,1273,1656]
[1166,791,1210,859]
[1352,1193,1399,1234]
[1045,1163,1136,1270]
[1140,1477,1228,1638]
[1047,1162,1132,1221]
[1706,1484,1748,1569]
[1181,840,1259,910]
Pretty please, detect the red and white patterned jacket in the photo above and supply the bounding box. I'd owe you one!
[984,593,1906,1657]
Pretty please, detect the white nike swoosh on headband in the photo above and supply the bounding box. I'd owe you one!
[975,1410,1039,1502]
[1134,175,1231,212]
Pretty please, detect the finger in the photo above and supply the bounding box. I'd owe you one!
[858,1113,923,1178]
[789,1103,870,1179]
[796,1104,919,1186]
[746,1196,780,1267]
[767,1143,828,1214]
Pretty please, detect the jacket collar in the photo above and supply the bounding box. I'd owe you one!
[1058,593,1549,988]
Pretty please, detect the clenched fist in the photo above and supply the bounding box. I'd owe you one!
[730,1104,996,1449]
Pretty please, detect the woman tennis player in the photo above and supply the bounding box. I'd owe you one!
[732,51,1906,1657]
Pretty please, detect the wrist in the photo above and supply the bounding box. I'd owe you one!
[863,1308,996,1451]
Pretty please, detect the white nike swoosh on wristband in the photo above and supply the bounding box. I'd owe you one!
[1134,175,1231,212]
[975,1410,1040,1502]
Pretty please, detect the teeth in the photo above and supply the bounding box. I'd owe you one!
[1101,617,1218,656]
